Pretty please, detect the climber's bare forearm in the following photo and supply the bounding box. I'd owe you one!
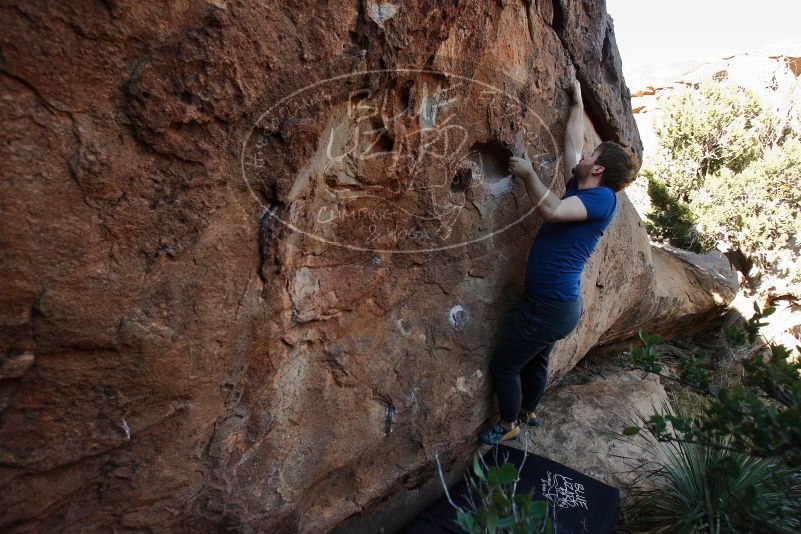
[522,171,561,219]
[564,106,583,169]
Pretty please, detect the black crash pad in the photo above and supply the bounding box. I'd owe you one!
[399,445,620,534]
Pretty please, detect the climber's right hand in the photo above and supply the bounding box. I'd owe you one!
[508,155,535,180]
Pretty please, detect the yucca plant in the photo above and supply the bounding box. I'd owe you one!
[621,402,801,533]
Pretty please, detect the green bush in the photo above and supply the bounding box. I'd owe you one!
[621,304,801,532]
[624,406,801,533]
[642,81,801,297]
[694,137,801,288]
[652,82,772,193]
[436,453,552,533]
[625,303,801,465]
[641,172,716,253]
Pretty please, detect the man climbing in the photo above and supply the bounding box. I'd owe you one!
[479,77,638,446]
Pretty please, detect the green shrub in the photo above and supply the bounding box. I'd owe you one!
[642,81,801,297]
[641,172,716,253]
[624,409,801,533]
[621,304,801,532]
[694,137,801,289]
[625,303,801,465]
[653,82,769,189]
[436,453,552,533]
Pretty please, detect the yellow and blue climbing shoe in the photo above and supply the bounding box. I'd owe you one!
[478,423,521,446]
[518,410,543,427]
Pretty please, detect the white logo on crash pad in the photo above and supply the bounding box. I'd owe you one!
[541,471,589,510]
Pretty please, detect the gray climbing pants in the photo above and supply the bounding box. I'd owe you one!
[489,290,583,424]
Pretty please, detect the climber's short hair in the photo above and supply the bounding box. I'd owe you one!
[596,141,639,192]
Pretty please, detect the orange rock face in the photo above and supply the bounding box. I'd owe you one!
[0,1,733,532]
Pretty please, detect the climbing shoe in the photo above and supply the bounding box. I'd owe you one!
[518,410,543,427]
[478,423,521,446]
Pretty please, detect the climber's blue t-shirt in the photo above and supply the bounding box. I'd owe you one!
[524,175,617,300]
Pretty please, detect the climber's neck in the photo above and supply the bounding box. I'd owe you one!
[576,174,603,190]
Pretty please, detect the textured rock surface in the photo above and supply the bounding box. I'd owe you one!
[506,370,670,492]
[1,1,734,532]
[581,242,739,362]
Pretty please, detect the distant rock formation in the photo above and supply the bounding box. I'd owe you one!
[1,1,735,532]
[628,46,801,153]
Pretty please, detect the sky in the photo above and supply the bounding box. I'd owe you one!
[606,0,801,77]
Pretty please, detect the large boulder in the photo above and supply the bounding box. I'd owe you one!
[506,370,670,492]
[1,1,734,532]
[336,370,672,533]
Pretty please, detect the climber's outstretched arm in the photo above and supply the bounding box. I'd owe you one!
[508,152,590,224]
[508,155,562,220]
[564,78,584,185]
